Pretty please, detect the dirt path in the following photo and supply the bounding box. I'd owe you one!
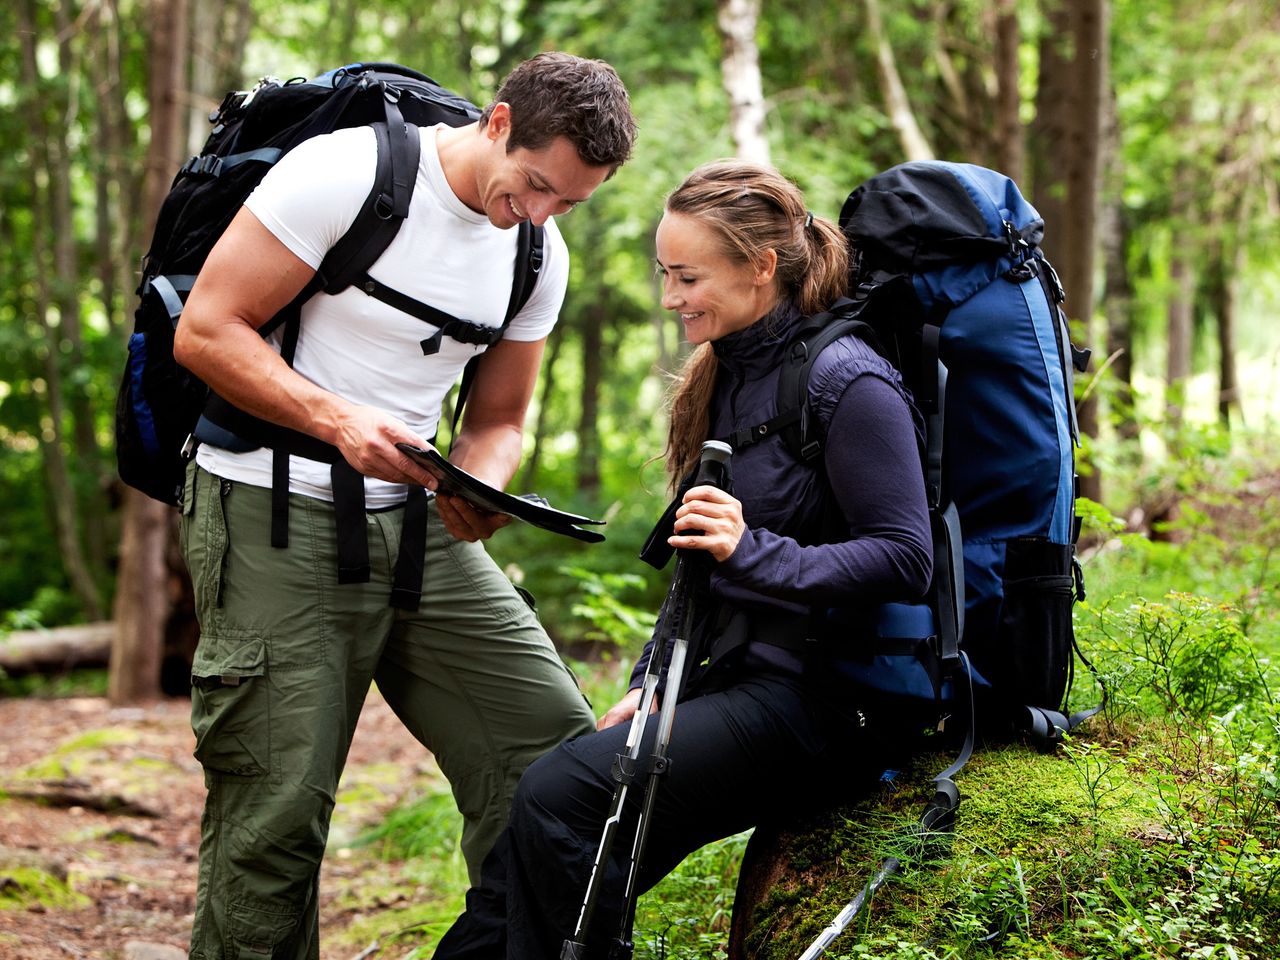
[0,690,450,960]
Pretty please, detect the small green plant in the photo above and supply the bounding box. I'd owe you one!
[1082,592,1267,722]
[1062,738,1128,851]
[562,565,659,650]
[633,830,751,959]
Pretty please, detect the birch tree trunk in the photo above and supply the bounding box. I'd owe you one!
[110,0,191,705]
[717,0,770,163]
[865,0,934,161]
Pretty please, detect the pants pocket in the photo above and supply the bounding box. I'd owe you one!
[191,636,271,778]
[184,468,231,614]
[995,538,1076,710]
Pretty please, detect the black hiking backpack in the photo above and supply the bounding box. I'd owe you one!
[738,162,1102,762]
[115,62,544,508]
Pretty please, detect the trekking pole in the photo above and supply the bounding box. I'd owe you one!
[562,440,733,960]
[795,779,959,960]
[794,655,976,960]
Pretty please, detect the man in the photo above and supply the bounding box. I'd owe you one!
[173,52,636,959]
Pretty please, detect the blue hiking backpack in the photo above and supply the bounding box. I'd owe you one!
[771,162,1100,756]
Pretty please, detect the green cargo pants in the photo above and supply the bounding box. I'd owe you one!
[179,463,595,960]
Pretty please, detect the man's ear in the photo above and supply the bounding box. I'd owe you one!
[484,102,512,143]
[754,248,778,286]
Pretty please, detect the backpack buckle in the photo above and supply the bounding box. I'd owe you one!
[180,155,223,178]
[799,438,823,461]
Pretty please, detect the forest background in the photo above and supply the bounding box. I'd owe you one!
[0,0,1278,675]
[2,0,1280,957]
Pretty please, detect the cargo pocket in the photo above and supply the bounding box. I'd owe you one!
[190,637,270,778]
[229,897,300,957]
[995,538,1076,709]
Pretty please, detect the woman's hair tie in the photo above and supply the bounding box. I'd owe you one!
[804,210,814,229]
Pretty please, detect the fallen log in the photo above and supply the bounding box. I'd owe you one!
[0,622,115,674]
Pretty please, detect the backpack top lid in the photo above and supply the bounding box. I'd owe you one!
[309,62,482,121]
[840,161,1045,311]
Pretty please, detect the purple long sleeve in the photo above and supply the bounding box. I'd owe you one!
[718,373,932,604]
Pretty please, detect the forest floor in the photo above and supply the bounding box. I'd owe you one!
[0,688,450,960]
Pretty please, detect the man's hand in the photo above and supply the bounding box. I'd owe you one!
[331,404,441,488]
[597,686,658,731]
[434,493,512,542]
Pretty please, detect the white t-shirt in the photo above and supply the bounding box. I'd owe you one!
[196,124,569,507]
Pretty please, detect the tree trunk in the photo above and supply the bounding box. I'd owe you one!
[520,324,565,490]
[110,492,174,703]
[1029,1,1070,259]
[1098,80,1136,443]
[576,307,605,496]
[1066,0,1107,505]
[929,3,983,160]
[1164,251,1194,419]
[717,0,770,164]
[110,0,191,705]
[0,623,116,674]
[187,0,227,155]
[1215,213,1244,428]
[993,0,1024,182]
[865,0,934,161]
[1033,0,1106,504]
[17,0,105,622]
[51,0,112,587]
[215,0,254,93]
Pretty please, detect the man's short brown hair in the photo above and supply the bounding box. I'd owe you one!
[480,52,637,175]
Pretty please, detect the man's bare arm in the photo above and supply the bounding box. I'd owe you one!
[434,336,547,540]
[174,206,438,487]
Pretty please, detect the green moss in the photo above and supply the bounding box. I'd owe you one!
[0,865,90,912]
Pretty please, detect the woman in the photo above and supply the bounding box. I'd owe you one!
[433,160,932,959]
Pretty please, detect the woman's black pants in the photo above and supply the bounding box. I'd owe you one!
[432,668,903,960]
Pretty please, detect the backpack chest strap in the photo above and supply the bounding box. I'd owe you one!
[355,274,505,355]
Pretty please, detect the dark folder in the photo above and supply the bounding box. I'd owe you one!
[396,443,606,543]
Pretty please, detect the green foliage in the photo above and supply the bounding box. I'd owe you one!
[1080,592,1270,723]
[633,831,751,959]
[561,565,659,650]
[353,787,466,885]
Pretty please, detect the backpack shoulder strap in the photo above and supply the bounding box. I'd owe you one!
[733,297,877,461]
[256,114,420,344]
[318,114,420,294]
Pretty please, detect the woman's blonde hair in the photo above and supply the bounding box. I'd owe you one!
[662,160,849,488]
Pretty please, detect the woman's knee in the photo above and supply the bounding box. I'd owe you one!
[511,738,613,841]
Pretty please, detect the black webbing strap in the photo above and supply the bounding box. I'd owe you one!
[391,486,429,610]
[920,323,944,508]
[270,297,307,549]
[354,278,505,355]
[760,297,876,462]
[264,107,419,569]
[332,460,370,583]
[317,117,421,294]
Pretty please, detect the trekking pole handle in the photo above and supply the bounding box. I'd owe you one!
[692,439,733,490]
